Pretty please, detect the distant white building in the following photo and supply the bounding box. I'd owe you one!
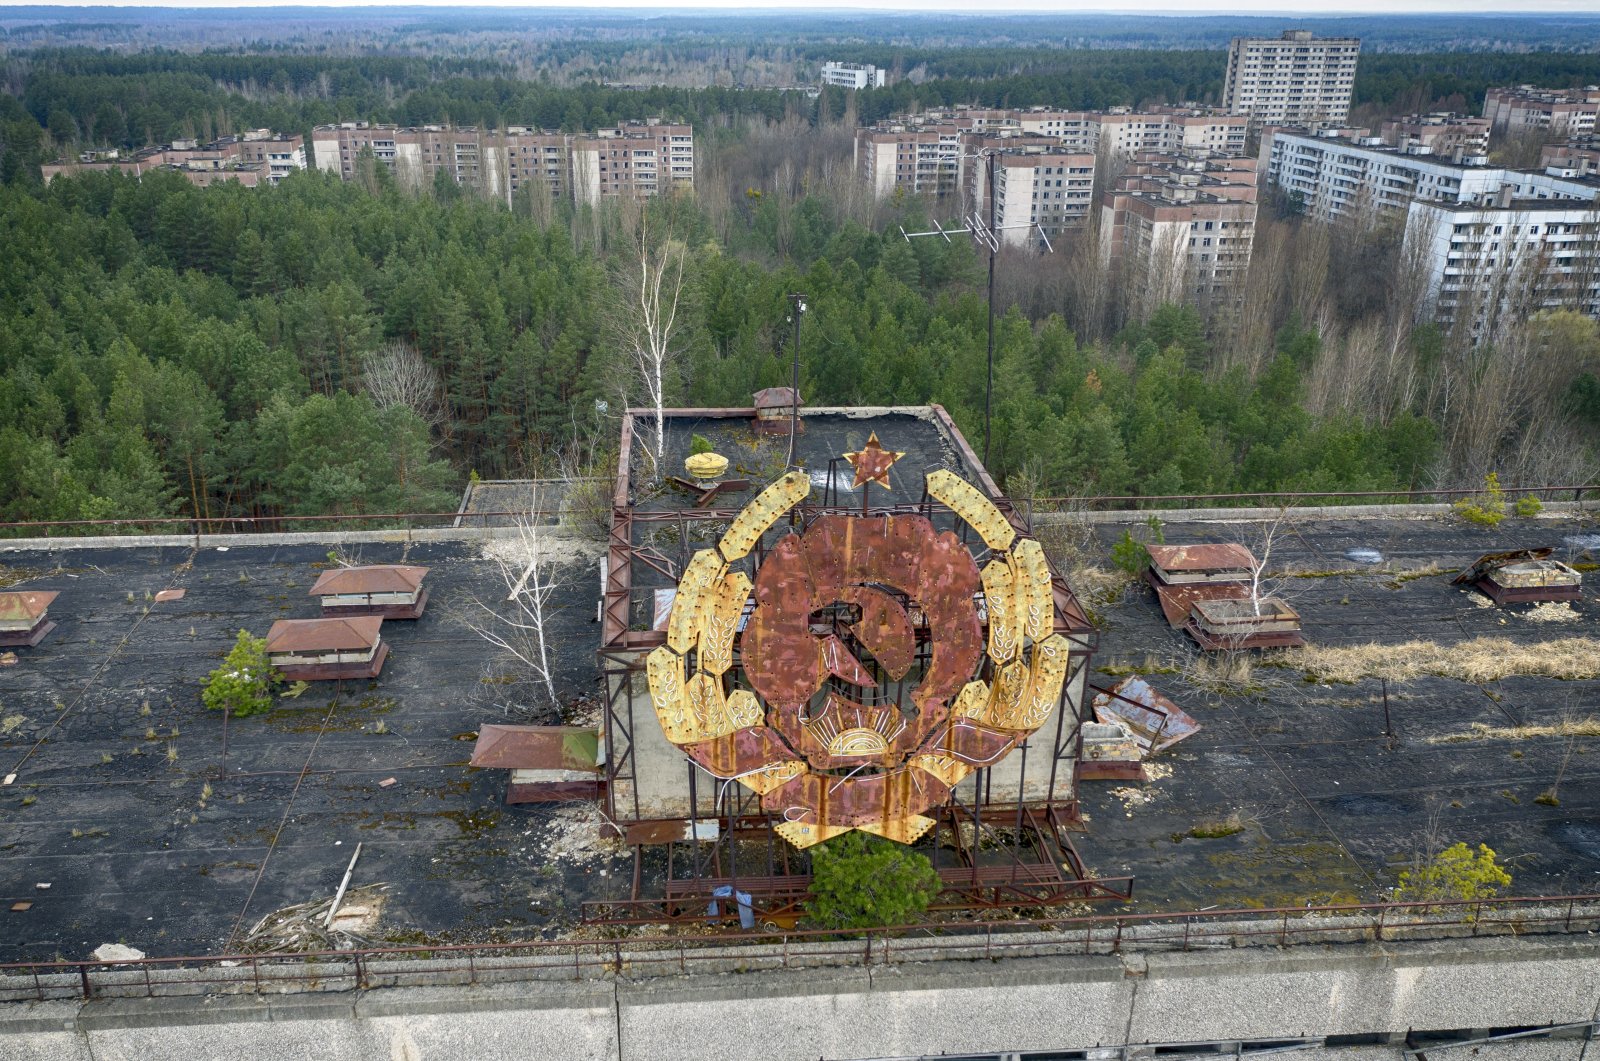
[821,62,887,90]
[1222,30,1361,129]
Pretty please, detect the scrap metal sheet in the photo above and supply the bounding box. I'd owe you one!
[1091,676,1201,755]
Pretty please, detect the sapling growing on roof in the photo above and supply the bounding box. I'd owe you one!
[202,630,277,718]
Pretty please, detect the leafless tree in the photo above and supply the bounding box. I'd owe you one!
[1219,507,1301,617]
[457,497,568,710]
[362,340,445,431]
[608,212,688,480]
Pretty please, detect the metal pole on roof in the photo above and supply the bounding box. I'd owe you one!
[984,149,996,468]
[787,293,806,469]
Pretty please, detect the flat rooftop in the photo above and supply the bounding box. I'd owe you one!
[0,538,625,962]
[1075,513,1600,911]
[2,510,1599,958]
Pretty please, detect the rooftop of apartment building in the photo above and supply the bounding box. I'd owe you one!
[8,484,1600,962]
[1488,84,1600,102]
[315,121,685,136]
[1270,127,1493,165]
[46,134,301,173]
[1236,29,1361,44]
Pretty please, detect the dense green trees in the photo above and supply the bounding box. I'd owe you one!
[0,162,1447,529]
[11,44,1598,170]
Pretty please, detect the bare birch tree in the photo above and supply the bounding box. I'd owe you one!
[457,496,567,711]
[609,213,688,480]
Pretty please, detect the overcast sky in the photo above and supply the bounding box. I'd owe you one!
[0,0,1596,10]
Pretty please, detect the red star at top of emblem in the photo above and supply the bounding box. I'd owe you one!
[843,433,906,490]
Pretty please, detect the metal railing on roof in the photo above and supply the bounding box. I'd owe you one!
[0,483,1595,540]
[2,893,1598,1004]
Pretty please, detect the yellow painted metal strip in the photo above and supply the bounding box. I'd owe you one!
[857,814,937,845]
[926,468,1015,551]
[718,470,810,562]
[774,820,853,849]
[1020,634,1071,730]
[981,556,1019,665]
[667,548,726,655]
[737,760,805,795]
[698,571,752,676]
[1012,538,1054,642]
[646,646,690,743]
[911,753,974,789]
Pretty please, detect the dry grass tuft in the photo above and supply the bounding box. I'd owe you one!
[1184,650,1261,694]
[1429,718,1600,744]
[1067,564,1137,607]
[1385,563,1451,588]
[1276,637,1600,684]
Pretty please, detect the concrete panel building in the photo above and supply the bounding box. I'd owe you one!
[1483,84,1600,136]
[990,146,1097,245]
[570,121,695,205]
[311,120,692,205]
[1543,136,1600,179]
[1262,129,1597,225]
[1377,113,1492,158]
[42,130,304,188]
[1221,29,1361,129]
[856,106,1246,202]
[1096,107,1249,159]
[1407,193,1600,332]
[1099,151,1259,311]
[854,119,964,199]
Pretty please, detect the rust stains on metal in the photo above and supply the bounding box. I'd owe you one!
[819,635,877,688]
[680,725,795,778]
[308,565,429,597]
[842,431,906,490]
[842,586,915,679]
[1147,574,1250,628]
[264,616,382,654]
[469,725,601,772]
[740,534,820,711]
[1145,543,1255,577]
[0,591,58,623]
[1454,548,1582,605]
[1091,676,1201,755]
[644,446,1087,850]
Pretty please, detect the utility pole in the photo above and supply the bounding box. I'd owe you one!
[787,293,807,469]
[984,150,996,468]
[901,149,1054,470]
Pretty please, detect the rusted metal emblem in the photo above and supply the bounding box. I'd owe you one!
[647,442,1070,849]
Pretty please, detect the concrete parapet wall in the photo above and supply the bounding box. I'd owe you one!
[1043,500,1596,525]
[6,932,1600,1060]
[0,523,589,555]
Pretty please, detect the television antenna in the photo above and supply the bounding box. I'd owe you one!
[899,148,1057,467]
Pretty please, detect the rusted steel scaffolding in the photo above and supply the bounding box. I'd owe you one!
[595,405,1117,926]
